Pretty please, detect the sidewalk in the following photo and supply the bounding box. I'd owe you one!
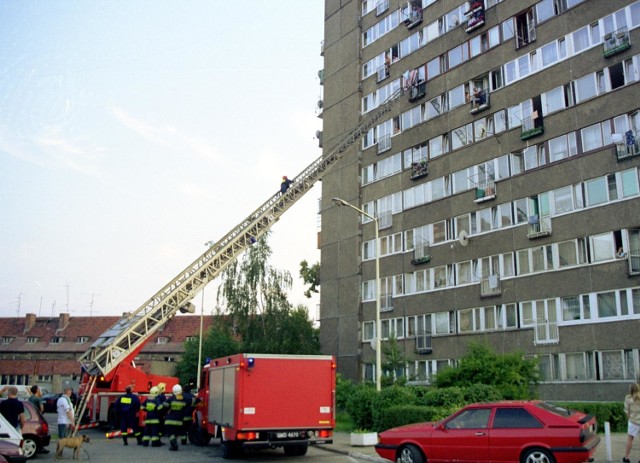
[321,431,632,463]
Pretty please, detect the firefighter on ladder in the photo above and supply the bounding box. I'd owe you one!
[140,386,164,447]
[114,385,142,445]
[165,384,188,451]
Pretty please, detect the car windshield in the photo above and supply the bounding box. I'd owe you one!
[536,401,574,417]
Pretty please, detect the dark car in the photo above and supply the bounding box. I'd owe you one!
[0,400,50,459]
[0,439,26,463]
[375,401,600,463]
[40,394,60,414]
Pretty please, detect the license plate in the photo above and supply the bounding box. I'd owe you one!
[276,432,299,438]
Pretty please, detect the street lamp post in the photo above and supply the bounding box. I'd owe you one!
[332,197,381,391]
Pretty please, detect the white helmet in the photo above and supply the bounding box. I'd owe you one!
[172,384,182,395]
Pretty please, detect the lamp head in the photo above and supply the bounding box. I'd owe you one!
[332,197,347,207]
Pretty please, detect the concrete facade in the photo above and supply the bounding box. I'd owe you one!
[319,0,640,400]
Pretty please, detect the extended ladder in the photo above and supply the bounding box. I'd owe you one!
[75,87,405,428]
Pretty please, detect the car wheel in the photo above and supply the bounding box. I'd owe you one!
[22,437,38,459]
[399,445,424,463]
[522,448,555,463]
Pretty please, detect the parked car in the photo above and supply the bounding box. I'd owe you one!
[0,400,50,459]
[375,401,600,463]
[0,440,26,463]
[40,394,60,414]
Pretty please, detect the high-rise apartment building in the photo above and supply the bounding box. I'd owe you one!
[319,0,640,401]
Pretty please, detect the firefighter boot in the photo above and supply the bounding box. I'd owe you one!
[137,435,143,445]
[169,439,178,451]
[122,436,128,446]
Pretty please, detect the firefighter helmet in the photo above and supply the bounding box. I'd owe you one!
[172,384,182,395]
[150,386,159,396]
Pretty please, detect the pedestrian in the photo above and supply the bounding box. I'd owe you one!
[114,385,141,445]
[280,175,293,195]
[180,385,201,445]
[164,384,188,451]
[624,383,640,463]
[56,386,74,439]
[141,386,164,447]
[0,386,25,433]
[28,385,44,414]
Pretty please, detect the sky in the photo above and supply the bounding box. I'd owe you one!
[0,1,325,321]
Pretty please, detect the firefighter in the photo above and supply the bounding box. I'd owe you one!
[114,385,142,445]
[180,385,201,445]
[140,386,164,447]
[156,382,168,440]
[164,384,188,451]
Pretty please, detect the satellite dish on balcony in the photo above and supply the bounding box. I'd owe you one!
[458,230,469,247]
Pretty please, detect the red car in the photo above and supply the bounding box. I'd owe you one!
[375,401,599,463]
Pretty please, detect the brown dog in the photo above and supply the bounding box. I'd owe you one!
[56,434,90,459]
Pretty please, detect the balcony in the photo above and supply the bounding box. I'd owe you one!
[377,133,391,154]
[527,215,552,239]
[411,240,431,266]
[614,130,639,161]
[376,0,389,16]
[480,274,501,297]
[408,81,426,102]
[520,115,544,140]
[402,1,423,29]
[469,88,490,114]
[474,179,496,203]
[603,27,631,58]
[410,160,428,180]
[415,331,432,354]
[465,1,485,33]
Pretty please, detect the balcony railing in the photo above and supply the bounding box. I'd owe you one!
[480,274,501,297]
[521,115,544,140]
[415,330,432,354]
[410,160,428,180]
[465,0,485,33]
[411,240,431,265]
[377,133,391,154]
[475,179,496,203]
[402,1,423,29]
[527,215,552,239]
[408,81,426,102]
[469,88,490,114]
[534,321,559,345]
[615,143,640,161]
[378,210,392,230]
[603,27,631,58]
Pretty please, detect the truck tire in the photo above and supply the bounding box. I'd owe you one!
[221,441,241,459]
[284,443,308,456]
[188,423,211,446]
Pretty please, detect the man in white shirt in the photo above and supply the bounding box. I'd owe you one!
[56,387,74,439]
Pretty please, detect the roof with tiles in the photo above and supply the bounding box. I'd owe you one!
[0,313,215,354]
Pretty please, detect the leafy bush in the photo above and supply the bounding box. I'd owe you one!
[418,386,466,409]
[345,384,378,430]
[335,374,355,411]
[462,384,503,403]
[372,386,418,431]
[376,405,444,431]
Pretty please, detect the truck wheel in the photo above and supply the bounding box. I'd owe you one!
[188,423,211,446]
[284,443,308,456]
[221,441,241,459]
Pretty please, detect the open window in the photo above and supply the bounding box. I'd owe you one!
[402,1,423,29]
[515,8,536,49]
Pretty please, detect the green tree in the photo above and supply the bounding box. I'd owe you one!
[433,342,540,399]
[216,232,319,354]
[175,321,241,387]
[299,260,320,298]
[382,335,407,386]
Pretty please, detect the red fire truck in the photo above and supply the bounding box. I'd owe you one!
[190,353,336,458]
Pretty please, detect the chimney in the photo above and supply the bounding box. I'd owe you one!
[58,313,70,331]
[24,313,37,332]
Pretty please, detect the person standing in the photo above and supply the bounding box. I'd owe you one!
[180,385,201,445]
[56,387,74,439]
[114,385,141,445]
[623,383,640,463]
[164,384,188,451]
[0,386,25,433]
[141,386,164,447]
[28,385,44,414]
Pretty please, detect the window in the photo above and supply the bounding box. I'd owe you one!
[26,337,38,344]
[446,409,491,429]
[76,336,89,344]
[185,336,197,342]
[157,336,169,344]
[515,8,536,48]
[601,349,636,380]
[1,337,13,345]
[585,177,608,206]
[597,291,617,318]
[565,352,595,380]
[575,74,597,102]
[561,296,580,320]
[591,232,614,261]
[572,26,590,53]
[581,124,604,152]
[493,408,543,428]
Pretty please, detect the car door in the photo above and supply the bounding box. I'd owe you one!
[488,406,545,462]
[429,407,492,463]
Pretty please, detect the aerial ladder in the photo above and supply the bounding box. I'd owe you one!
[72,87,405,434]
